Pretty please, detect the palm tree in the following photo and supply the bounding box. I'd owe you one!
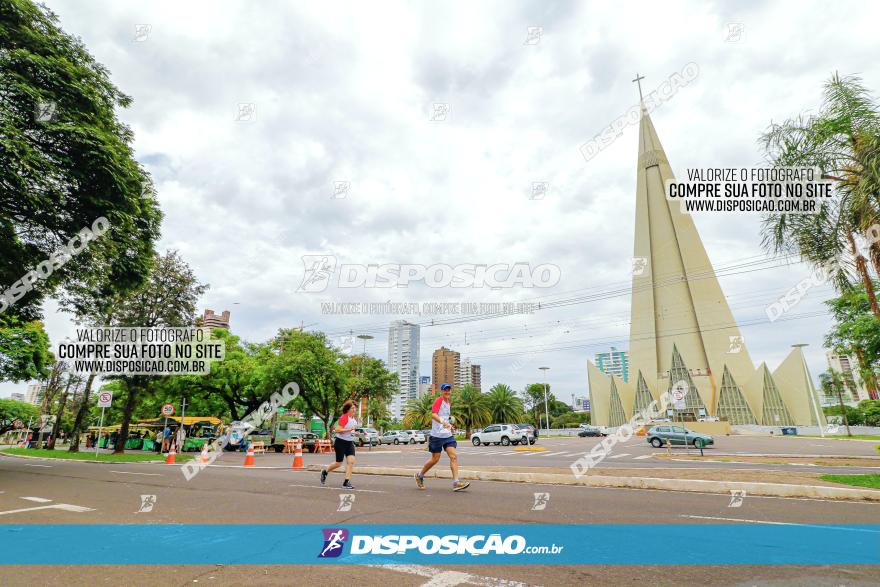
[451,384,491,438]
[760,73,880,320]
[485,383,524,423]
[402,393,435,429]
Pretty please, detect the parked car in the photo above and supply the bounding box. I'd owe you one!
[577,425,607,437]
[354,428,380,447]
[378,430,410,445]
[471,424,531,446]
[513,424,537,444]
[646,425,714,448]
[402,430,426,444]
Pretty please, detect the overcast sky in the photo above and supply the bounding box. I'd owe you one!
[5,0,880,408]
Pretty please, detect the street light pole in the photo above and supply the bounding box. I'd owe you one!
[356,334,374,423]
[539,366,550,433]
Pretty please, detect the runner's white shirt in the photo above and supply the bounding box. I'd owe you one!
[336,413,357,442]
[430,396,452,439]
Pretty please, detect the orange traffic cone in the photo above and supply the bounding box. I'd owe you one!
[291,438,304,469]
[243,444,255,467]
[165,446,177,464]
[199,444,210,464]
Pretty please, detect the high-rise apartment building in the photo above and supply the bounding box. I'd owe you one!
[199,309,231,330]
[432,347,460,391]
[595,347,629,383]
[388,320,420,420]
[457,358,482,390]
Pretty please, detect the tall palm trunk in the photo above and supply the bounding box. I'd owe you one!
[847,233,880,320]
[68,373,96,452]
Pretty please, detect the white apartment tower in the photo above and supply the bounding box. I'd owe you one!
[388,320,420,420]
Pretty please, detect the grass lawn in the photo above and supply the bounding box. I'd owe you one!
[819,474,880,490]
[0,447,192,463]
[799,434,880,441]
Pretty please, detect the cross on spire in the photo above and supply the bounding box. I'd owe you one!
[632,73,645,102]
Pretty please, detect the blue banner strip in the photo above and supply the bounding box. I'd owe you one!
[1,524,878,565]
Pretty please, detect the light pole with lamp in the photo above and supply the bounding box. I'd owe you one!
[539,366,550,433]
[356,334,374,423]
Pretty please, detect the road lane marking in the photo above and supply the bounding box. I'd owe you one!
[109,470,162,476]
[288,483,385,494]
[543,452,568,457]
[369,563,530,587]
[24,464,52,468]
[608,453,630,459]
[20,497,52,503]
[681,514,880,532]
[633,455,653,460]
[0,503,95,516]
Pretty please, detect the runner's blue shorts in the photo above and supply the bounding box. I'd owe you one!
[428,435,457,453]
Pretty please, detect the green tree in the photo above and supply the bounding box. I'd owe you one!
[0,316,50,381]
[818,370,852,435]
[760,73,880,319]
[824,284,880,399]
[343,354,398,414]
[0,397,39,435]
[0,0,161,322]
[522,383,554,428]
[858,399,880,427]
[103,251,207,453]
[402,393,435,429]
[259,329,348,439]
[366,397,392,430]
[451,384,491,438]
[485,383,524,423]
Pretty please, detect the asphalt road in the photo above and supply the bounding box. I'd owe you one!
[1,451,879,586]
[301,435,880,474]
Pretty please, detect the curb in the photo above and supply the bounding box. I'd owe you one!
[316,464,880,502]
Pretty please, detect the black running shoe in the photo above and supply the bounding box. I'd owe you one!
[342,480,355,489]
[320,469,327,485]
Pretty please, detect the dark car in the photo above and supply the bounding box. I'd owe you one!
[513,424,537,444]
[646,425,713,449]
[577,425,607,437]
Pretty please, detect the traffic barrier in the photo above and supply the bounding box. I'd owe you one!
[165,446,177,464]
[199,444,210,464]
[316,439,332,453]
[292,438,304,469]
[243,444,255,467]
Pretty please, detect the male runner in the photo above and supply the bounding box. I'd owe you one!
[320,400,357,489]
[415,383,470,492]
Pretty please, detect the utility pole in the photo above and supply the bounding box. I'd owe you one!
[357,334,374,423]
[539,367,550,432]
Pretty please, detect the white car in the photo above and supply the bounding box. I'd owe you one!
[471,424,530,446]
[379,431,410,445]
[403,430,426,444]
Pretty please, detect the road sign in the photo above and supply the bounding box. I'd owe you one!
[161,404,175,416]
[12,419,23,429]
[97,390,113,408]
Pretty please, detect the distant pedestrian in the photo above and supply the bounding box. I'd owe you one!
[320,400,358,489]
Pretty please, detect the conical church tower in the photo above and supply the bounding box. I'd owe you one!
[588,98,824,428]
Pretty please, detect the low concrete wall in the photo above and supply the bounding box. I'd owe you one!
[732,425,880,436]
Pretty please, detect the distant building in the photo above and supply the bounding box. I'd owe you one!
[595,347,629,383]
[10,392,24,402]
[825,351,874,402]
[574,397,590,412]
[457,359,481,390]
[24,383,42,405]
[418,376,432,398]
[432,347,460,390]
[388,320,420,420]
[199,309,230,330]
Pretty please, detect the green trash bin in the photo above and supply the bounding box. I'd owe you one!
[141,438,156,451]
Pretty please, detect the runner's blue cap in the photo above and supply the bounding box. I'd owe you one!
[440,383,452,390]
